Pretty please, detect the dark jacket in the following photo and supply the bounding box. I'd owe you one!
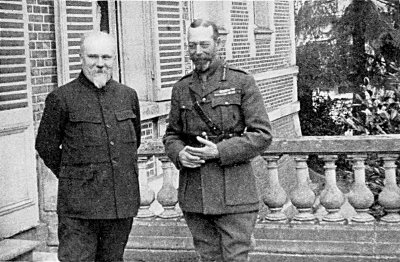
[163,60,273,214]
[35,73,141,219]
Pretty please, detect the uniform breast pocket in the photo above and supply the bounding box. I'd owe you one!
[212,93,242,127]
[115,109,136,143]
[69,112,103,145]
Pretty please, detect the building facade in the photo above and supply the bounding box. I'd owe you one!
[0,0,299,255]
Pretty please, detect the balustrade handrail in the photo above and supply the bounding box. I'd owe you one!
[264,134,400,155]
[138,139,166,157]
[138,134,400,156]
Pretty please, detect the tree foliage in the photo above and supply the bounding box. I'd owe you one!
[296,0,400,219]
[295,0,400,96]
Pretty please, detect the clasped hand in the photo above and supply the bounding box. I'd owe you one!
[178,136,220,168]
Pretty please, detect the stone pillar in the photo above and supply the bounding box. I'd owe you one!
[320,155,345,223]
[290,155,316,223]
[261,156,287,222]
[347,155,375,223]
[136,156,155,218]
[157,156,179,219]
[379,154,400,223]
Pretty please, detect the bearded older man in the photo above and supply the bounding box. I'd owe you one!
[36,31,141,262]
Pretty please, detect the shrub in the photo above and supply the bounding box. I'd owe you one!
[339,78,400,135]
[300,76,400,219]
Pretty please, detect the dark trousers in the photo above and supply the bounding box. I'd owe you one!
[57,216,133,262]
[183,211,258,262]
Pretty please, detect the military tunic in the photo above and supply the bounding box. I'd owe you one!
[163,59,273,214]
[36,72,141,219]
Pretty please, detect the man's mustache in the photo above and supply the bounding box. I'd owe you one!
[94,70,108,74]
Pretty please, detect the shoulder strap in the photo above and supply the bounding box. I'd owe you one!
[189,89,223,136]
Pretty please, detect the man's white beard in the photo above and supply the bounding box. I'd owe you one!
[93,73,109,88]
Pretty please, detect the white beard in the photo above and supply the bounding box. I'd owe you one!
[92,73,109,88]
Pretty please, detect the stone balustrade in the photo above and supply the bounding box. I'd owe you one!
[262,135,400,224]
[137,135,400,224]
[129,135,400,261]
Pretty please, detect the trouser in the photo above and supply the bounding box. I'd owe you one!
[183,211,258,262]
[57,216,133,262]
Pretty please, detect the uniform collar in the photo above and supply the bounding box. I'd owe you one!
[189,59,226,98]
[78,71,113,92]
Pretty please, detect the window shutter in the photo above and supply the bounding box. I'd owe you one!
[154,0,185,101]
[55,0,98,85]
[0,0,29,111]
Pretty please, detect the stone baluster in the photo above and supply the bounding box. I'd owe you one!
[172,164,183,216]
[290,155,316,223]
[136,156,155,218]
[157,156,180,219]
[261,156,287,222]
[378,154,400,223]
[319,155,346,223]
[347,155,375,223]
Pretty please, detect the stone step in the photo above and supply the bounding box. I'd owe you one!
[31,251,59,262]
[126,218,400,261]
[0,239,40,261]
[124,249,399,262]
[124,249,197,262]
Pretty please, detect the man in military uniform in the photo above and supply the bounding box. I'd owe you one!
[36,31,141,261]
[163,19,273,262]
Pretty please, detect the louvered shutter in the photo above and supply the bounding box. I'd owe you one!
[0,0,29,111]
[153,0,185,101]
[55,0,98,85]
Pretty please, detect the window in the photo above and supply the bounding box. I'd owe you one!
[117,1,185,101]
[253,0,274,40]
[54,0,98,85]
[97,1,109,33]
[252,0,275,57]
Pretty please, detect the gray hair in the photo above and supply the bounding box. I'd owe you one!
[80,31,117,55]
[189,19,219,41]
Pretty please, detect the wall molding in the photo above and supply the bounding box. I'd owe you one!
[0,123,29,137]
[0,199,34,216]
[140,101,170,121]
[254,66,299,81]
[267,101,300,122]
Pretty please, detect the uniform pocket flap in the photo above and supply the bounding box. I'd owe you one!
[115,109,136,121]
[59,166,95,180]
[69,112,102,123]
[212,94,241,107]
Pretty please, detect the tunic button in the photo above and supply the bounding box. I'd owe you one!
[110,141,115,146]
[202,98,206,102]
[225,102,229,105]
